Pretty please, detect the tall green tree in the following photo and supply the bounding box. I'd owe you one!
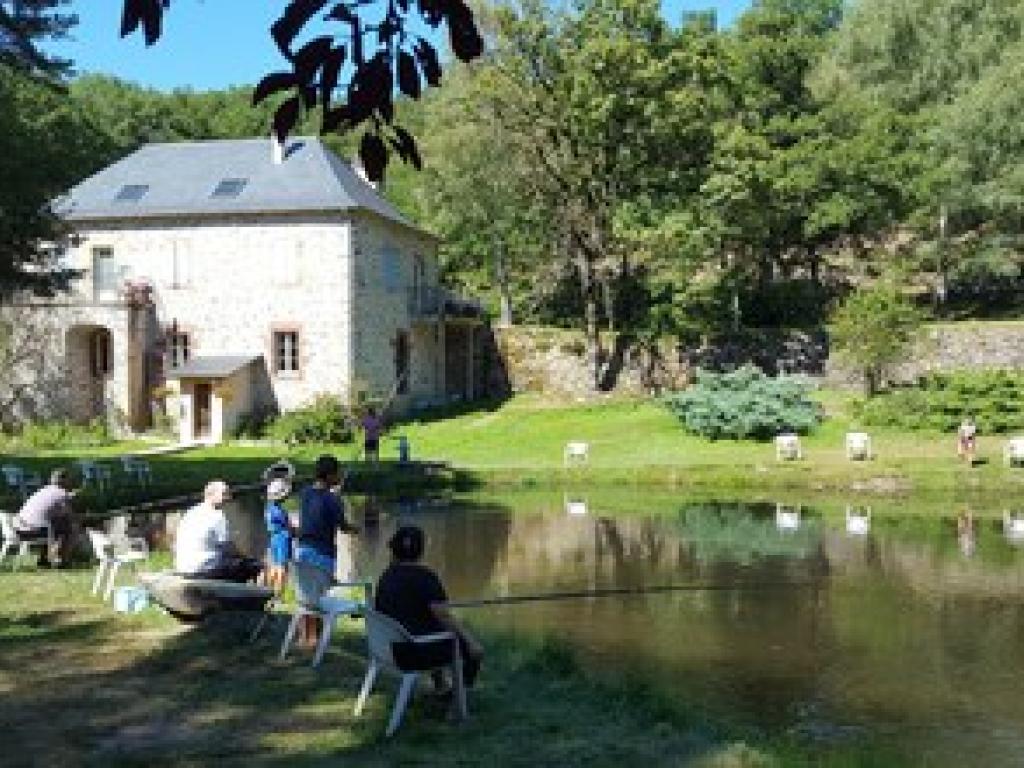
[470,0,724,386]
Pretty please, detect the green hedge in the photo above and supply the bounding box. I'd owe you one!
[856,370,1024,433]
[664,366,822,440]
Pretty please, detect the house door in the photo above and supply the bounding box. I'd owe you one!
[194,381,212,438]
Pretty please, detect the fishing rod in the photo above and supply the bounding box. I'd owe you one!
[448,580,817,609]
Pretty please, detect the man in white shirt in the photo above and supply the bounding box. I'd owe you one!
[174,480,260,582]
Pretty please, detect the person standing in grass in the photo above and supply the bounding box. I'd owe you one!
[294,455,359,647]
[957,416,978,463]
[360,406,383,462]
[264,478,292,595]
[13,468,77,567]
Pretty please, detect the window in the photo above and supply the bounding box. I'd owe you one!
[115,184,149,202]
[90,329,112,377]
[382,246,401,293]
[169,332,190,368]
[394,330,409,394]
[92,247,118,295]
[274,330,300,375]
[211,178,247,198]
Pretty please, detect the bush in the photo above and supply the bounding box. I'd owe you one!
[230,406,276,440]
[17,419,111,450]
[264,395,354,444]
[664,366,822,440]
[856,370,1024,433]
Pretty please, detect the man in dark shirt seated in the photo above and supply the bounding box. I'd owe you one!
[375,525,484,687]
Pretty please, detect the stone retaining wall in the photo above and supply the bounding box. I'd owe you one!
[491,322,1024,397]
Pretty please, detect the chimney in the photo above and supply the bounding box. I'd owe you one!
[272,135,284,165]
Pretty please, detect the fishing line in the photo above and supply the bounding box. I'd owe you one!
[448,580,817,609]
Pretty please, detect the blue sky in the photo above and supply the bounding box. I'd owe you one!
[52,0,752,91]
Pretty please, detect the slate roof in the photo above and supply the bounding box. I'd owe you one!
[166,355,258,379]
[56,137,419,231]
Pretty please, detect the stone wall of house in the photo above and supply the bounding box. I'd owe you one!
[349,211,444,410]
[0,301,149,429]
[67,213,353,415]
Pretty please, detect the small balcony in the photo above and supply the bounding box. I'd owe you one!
[407,287,483,322]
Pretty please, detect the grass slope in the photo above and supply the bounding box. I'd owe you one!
[0,566,825,768]
[4,391,1024,511]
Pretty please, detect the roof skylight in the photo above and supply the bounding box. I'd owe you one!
[211,178,248,198]
[115,184,149,202]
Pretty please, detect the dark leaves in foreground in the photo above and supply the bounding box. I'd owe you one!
[120,0,485,181]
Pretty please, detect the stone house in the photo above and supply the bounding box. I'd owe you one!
[3,137,483,442]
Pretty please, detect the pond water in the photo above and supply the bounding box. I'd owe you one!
[115,493,1024,765]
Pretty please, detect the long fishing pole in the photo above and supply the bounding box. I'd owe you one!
[448,580,816,609]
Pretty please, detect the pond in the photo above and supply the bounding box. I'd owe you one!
[115,492,1024,765]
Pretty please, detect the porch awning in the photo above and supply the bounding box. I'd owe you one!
[166,355,259,379]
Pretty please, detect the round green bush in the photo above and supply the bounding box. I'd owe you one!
[664,366,822,440]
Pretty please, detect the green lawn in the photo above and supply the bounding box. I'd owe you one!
[0,565,817,768]
[389,393,1024,498]
[4,391,1024,514]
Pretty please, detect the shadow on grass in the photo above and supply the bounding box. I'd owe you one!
[390,397,509,428]
[0,592,743,768]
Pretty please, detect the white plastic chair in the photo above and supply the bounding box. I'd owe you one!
[564,497,588,516]
[775,504,800,531]
[1003,512,1024,544]
[1,465,42,499]
[563,441,589,467]
[845,432,872,461]
[279,560,371,667]
[353,608,468,737]
[0,511,50,569]
[1003,438,1024,467]
[846,506,871,536]
[86,528,149,600]
[775,433,802,461]
[119,456,153,486]
[75,460,112,491]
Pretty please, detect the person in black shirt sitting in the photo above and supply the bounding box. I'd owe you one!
[375,525,483,687]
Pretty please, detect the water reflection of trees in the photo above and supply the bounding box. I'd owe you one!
[675,503,822,564]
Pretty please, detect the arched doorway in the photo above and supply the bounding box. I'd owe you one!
[65,324,113,423]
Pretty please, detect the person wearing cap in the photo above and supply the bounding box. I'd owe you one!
[294,454,360,646]
[13,468,77,567]
[264,477,293,595]
[174,479,261,582]
[375,525,484,688]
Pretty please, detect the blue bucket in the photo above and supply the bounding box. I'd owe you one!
[113,585,150,614]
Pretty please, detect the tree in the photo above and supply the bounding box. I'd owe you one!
[0,0,75,80]
[829,280,923,396]
[816,0,1024,306]
[0,1,89,297]
[118,0,484,181]
[469,0,723,386]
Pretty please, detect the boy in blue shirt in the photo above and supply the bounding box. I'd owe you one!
[295,454,360,647]
[264,478,292,595]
